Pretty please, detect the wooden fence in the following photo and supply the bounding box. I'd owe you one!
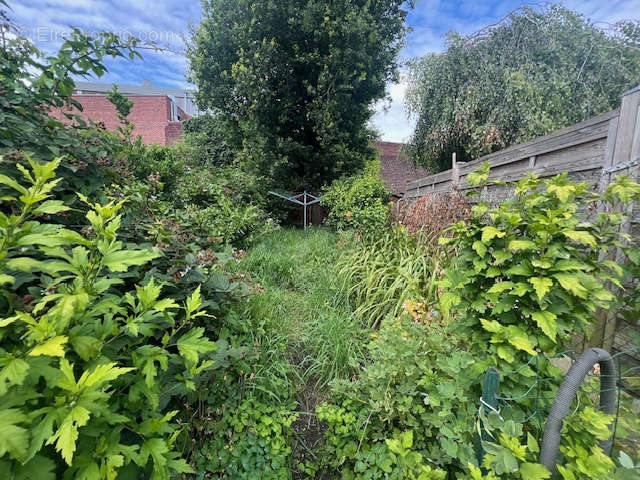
[402,85,640,357]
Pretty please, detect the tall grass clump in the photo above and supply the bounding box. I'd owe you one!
[337,226,445,328]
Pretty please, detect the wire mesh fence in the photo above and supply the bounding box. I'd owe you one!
[478,343,640,468]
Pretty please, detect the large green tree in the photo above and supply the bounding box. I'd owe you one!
[188,0,411,191]
[405,5,640,173]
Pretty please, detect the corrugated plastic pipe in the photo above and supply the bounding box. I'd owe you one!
[539,347,616,473]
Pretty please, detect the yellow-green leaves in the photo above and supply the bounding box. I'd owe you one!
[47,405,90,465]
[505,326,537,355]
[29,336,68,357]
[519,462,551,479]
[547,182,576,203]
[553,273,588,298]
[176,328,216,366]
[481,226,505,243]
[507,240,536,252]
[528,277,553,301]
[531,311,557,341]
[563,230,597,248]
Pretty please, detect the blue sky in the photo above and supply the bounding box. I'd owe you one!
[12,0,640,141]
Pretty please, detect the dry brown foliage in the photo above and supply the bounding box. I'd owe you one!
[392,192,470,244]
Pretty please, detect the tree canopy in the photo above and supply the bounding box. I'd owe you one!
[405,5,640,173]
[188,0,411,191]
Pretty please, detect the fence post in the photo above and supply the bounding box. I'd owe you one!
[451,152,459,191]
[596,85,640,352]
[476,367,500,465]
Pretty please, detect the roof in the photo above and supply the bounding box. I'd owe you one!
[375,141,430,195]
[74,81,195,99]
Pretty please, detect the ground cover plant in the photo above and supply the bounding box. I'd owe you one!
[185,228,368,479]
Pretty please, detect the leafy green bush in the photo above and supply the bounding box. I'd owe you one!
[337,227,443,327]
[437,165,640,477]
[0,157,224,478]
[182,113,241,167]
[318,316,478,477]
[321,163,390,232]
[439,166,638,405]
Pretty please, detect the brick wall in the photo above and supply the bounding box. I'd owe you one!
[50,95,184,145]
[375,141,429,195]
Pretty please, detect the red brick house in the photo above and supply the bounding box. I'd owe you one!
[375,141,429,197]
[50,81,198,145]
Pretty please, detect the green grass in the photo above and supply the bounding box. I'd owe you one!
[232,227,366,394]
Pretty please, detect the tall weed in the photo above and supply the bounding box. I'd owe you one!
[337,227,444,328]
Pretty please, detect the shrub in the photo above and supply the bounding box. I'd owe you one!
[182,113,240,167]
[0,156,224,478]
[129,144,184,190]
[318,315,478,477]
[392,192,470,244]
[437,164,640,477]
[337,227,443,328]
[321,163,390,232]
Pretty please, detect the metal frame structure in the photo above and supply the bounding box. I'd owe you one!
[268,191,321,230]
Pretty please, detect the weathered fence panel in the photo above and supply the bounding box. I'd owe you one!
[402,85,640,357]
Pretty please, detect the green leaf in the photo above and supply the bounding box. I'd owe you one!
[480,318,502,333]
[547,183,575,203]
[70,336,102,361]
[472,240,487,257]
[527,432,539,454]
[564,230,596,248]
[14,455,56,480]
[102,249,160,272]
[508,240,536,252]
[481,226,505,243]
[176,328,216,365]
[0,357,30,394]
[0,274,14,286]
[506,326,536,355]
[47,405,91,465]
[29,336,68,357]
[6,257,44,272]
[519,462,551,479]
[32,200,71,215]
[529,277,553,301]
[553,273,588,298]
[185,285,202,317]
[0,173,27,194]
[487,282,515,294]
[531,311,557,341]
[139,437,169,469]
[0,409,29,462]
[439,291,460,313]
[497,345,515,362]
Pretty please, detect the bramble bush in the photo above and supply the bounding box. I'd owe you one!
[321,162,390,232]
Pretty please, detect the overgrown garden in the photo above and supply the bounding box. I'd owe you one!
[0,1,639,479]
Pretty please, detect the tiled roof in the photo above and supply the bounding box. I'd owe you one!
[375,141,429,195]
